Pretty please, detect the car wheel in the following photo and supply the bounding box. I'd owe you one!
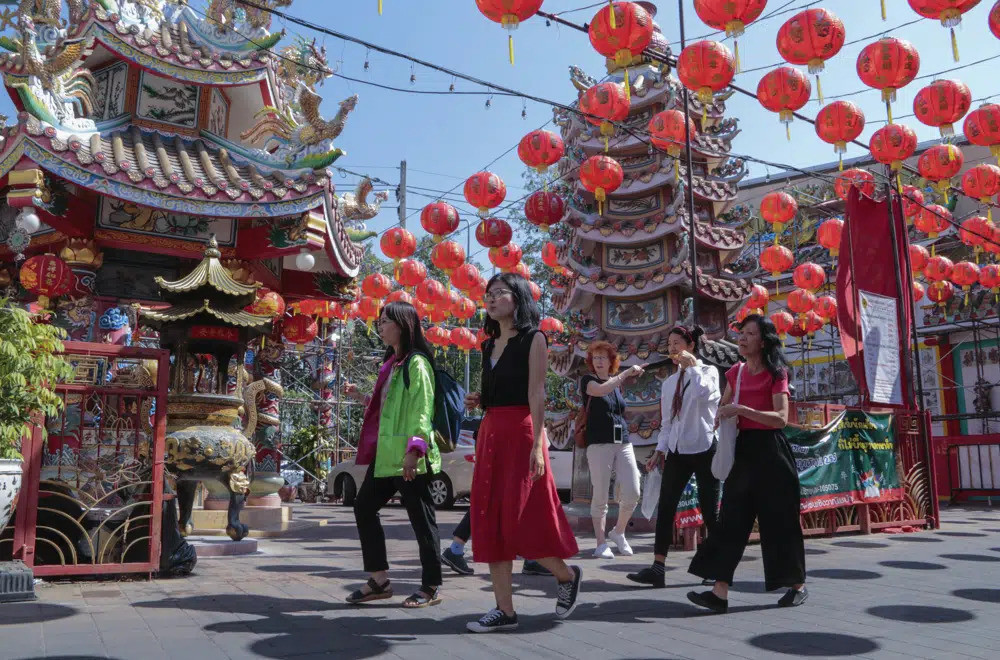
[342,475,357,507]
[429,474,454,509]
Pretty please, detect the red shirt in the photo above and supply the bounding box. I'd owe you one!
[725,364,789,430]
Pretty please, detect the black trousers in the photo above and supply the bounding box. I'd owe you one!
[354,462,442,587]
[453,510,471,543]
[654,444,719,557]
[689,429,806,591]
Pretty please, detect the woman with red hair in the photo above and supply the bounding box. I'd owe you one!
[581,341,645,558]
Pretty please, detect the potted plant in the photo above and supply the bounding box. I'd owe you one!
[283,424,334,503]
[0,300,73,534]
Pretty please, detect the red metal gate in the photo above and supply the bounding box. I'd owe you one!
[3,342,168,577]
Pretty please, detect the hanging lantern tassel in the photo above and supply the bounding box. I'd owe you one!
[608,0,616,29]
[950,27,959,63]
[734,40,741,75]
[815,75,824,105]
[623,68,631,104]
[786,123,791,142]
[508,34,514,65]
[881,0,886,20]
[378,0,382,15]
[673,157,679,183]
[886,99,893,125]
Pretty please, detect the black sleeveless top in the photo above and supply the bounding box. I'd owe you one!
[480,328,545,409]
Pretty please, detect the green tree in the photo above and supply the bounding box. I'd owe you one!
[0,301,74,460]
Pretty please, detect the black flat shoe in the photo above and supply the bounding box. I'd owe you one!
[441,548,475,575]
[687,590,728,614]
[626,567,665,588]
[778,586,808,607]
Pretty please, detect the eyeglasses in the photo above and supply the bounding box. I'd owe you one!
[376,317,395,327]
[484,289,512,301]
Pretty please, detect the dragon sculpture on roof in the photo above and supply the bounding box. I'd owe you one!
[205,0,292,32]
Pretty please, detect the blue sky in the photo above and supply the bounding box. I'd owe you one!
[8,1,1000,272]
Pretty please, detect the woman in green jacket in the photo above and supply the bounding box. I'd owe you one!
[347,301,443,608]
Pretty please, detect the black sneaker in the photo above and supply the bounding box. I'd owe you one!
[555,565,582,619]
[441,548,475,575]
[686,590,728,614]
[466,607,519,633]
[778,586,808,607]
[521,560,552,576]
[626,566,666,588]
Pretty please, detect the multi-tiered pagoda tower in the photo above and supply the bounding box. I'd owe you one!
[550,6,749,461]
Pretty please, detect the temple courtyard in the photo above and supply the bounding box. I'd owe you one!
[2,505,999,660]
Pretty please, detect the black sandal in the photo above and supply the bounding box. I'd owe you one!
[346,577,393,604]
[402,586,442,608]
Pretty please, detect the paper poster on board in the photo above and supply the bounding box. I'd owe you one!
[858,290,902,405]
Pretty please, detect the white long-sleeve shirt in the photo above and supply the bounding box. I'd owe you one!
[655,360,721,455]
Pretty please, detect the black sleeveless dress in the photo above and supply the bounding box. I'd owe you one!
[470,328,578,563]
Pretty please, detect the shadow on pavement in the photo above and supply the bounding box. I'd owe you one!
[952,588,1000,604]
[867,605,975,624]
[749,631,877,656]
[0,603,78,625]
[808,568,882,580]
[939,553,1000,563]
[878,560,946,570]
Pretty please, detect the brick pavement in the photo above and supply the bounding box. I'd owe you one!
[2,503,999,659]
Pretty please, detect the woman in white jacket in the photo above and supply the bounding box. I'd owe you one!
[627,326,721,588]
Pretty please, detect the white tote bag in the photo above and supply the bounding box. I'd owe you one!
[640,467,662,520]
[711,363,744,481]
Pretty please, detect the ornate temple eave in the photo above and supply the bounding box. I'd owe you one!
[687,264,753,303]
[8,119,334,217]
[571,169,737,205]
[576,268,686,298]
[323,190,363,278]
[154,257,259,297]
[140,300,270,327]
[567,205,745,252]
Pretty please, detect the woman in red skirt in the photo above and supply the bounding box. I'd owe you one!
[464,273,581,633]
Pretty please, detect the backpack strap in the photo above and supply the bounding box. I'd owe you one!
[402,351,431,390]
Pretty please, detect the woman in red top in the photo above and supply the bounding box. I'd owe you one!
[687,314,807,613]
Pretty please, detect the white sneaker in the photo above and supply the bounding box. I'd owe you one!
[608,530,633,556]
[593,543,614,559]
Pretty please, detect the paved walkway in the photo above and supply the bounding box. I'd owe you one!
[2,503,1000,659]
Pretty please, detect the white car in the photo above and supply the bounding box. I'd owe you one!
[327,419,573,507]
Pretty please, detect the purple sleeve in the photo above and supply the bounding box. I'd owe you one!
[406,436,428,456]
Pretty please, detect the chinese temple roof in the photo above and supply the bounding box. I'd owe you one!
[141,298,270,326]
[154,236,258,296]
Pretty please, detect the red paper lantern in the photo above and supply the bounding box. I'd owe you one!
[963,103,1000,163]
[464,171,507,217]
[770,310,794,339]
[961,165,1000,220]
[245,287,285,318]
[856,38,920,112]
[395,258,427,289]
[648,109,697,157]
[869,124,917,171]
[787,288,816,315]
[470,277,488,305]
[815,295,837,321]
[927,280,955,306]
[803,310,825,335]
[677,40,736,109]
[917,144,963,197]
[450,262,481,293]
[510,262,531,281]
[380,227,416,263]
[924,255,955,282]
[793,262,826,292]
[760,244,794,276]
[475,0,544,64]
[361,273,392,299]
[475,217,513,248]
[579,155,624,215]
[991,0,1000,40]
[747,283,770,310]
[430,240,466,275]
[414,300,430,320]
[529,280,542,302]
[357,296,382,325]
[579,82,630,139]
[816,101,865,165]
[902,185,925,219]
[476,328,489,348]
[282,314,318,350]
[542,241,561,269]
[983,224,1000,258]
[19,254,72,308]
[420,201,460,242]
[760,191,797,234]
[756,66,811,138]
[958,215,992,251]
[980,263,1000,291]
[834,168,875,202]
[488,242,523,272]
[734,306,752,326]
[539,316,565,336]
[912,280,926,301]
[693,0,766,70]
[518,129,564,173]
[817,218,844,256]
[913,79,971,137]
[910,244,930,273]
[588,2,654,77]
[907,0,978,62]
[415,278,448,310]
[524,190,565,232]
[915,203,952,238]
[951,261,980,289]
[385,290,414,305]
[452,296,477,322]
[776,8,845,101]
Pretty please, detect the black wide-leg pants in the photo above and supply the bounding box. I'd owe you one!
[654,444,720,557]
[688,428,806,591]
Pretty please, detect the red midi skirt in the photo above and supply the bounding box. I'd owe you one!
[470,405,578,563]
